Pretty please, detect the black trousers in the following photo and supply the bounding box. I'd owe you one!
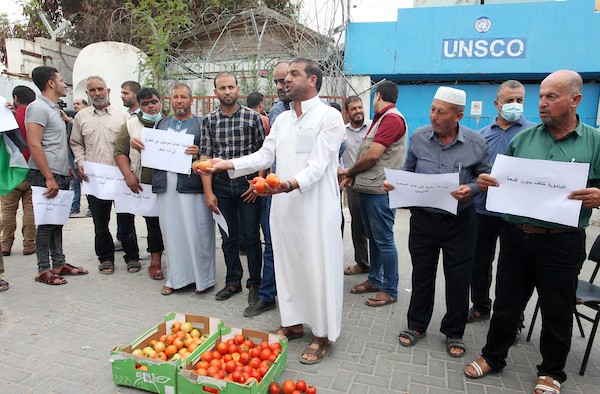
[144,216,164,253]
[470,214,505,313]
[482,225,585,383]
[407,206,476,339]
[87,195,138,263]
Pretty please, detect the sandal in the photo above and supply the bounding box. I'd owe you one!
[0,279,9,292]
[350,280,380,294]
[399,329,426,347]
[344,264,367,275]
[161,286,174,296]
[148,264,164,280]
[299,336,332,365]
[464,356,493,379]
[98,261,114,275]
[467,307,490,323]
[126,260,141,273]
[35,270,67,285]
[271,325,304,340]
[446,337,466,358]
[533,376,561,394]
[195,285,214,295]
[365,291,397,307]
[57,263,88,276]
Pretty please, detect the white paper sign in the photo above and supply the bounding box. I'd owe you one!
[31,186,74,225]
[114,183,158,216]
[0,96,19,132]
[141,128,194,174]
[212,210,229,237]
[486,154,589,227]
[384,168,459,214]
[81,162,126,200]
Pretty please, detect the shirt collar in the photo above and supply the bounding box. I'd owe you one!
[428,123,465,144]
[218,104,241,118]
[345,120,370,132]
[93,104,114,115]
[542,115,583,139]
[290,95,321,114]
[492,114,527,129]
[39,95,58,109]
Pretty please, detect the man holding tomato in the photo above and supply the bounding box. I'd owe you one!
[200,58,345,365]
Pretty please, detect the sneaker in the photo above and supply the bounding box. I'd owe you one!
[243,299,276,317]
[114,239,123,251]
[139,251,151,260]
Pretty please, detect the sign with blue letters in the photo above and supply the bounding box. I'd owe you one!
[442,38,526,59]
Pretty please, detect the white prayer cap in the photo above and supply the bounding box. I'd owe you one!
[434,86,466,106]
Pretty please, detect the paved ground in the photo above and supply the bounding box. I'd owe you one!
[1,204,600,393]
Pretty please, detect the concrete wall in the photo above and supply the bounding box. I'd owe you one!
[5,38,79,85]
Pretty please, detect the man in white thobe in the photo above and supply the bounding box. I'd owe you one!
[203,58,345,365]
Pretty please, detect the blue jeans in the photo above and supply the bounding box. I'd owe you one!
[70,176,81,212]
[359,193,398,298]
[213,176,262,287]
[258,195,276,302]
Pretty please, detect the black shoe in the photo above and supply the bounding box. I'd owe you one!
[513,323,525,345]
[243,300,276,317]
[215,284,242,301]
[248,286,260,305]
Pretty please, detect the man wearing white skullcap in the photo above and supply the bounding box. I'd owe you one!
[394,86,490,358]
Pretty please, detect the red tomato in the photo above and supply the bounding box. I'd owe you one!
[198,160,212,172]
[249,357,261,369]
[282,380,296,394]
[239,372,249,384]
[243,339,255,349]
[222,354,233,363]
[212,350,222,360]
[252,176,263,185]
[250,347,261,358]
[195,367,208,376]
[296,380,307,391]
[235,334,246,345]
[232,370,242,382]
[239,352,250,365]
[292,391,301,394]
[204,387,219,394]
[226,338,235,346]
[206,366,219,377]
[305,385,317,394]
[269,342,282,352]
[269,382,281,394]
[201,351,213,363]
[225,360,237,373]
[260,348,272,360]
[238,344,249,353]
[268,354,278,363]
[255,180,266,193]
[260,341,270,350]
[258,364,270,377]
[266,173,281,188]
[217,342,229,354]
[228,344,238,354]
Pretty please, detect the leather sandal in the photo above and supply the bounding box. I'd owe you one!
[533,376,561,394]
[299,336,332,365]
[148,264,164,280]
[57,264,88,276]
[98,261,114,275]
[464,356,493,379]
[350,280,380,294]
[271,325,304,340]
[0,279,9,292]
[365,291,397,307]
[35,270,67,285]
[126,260,141,273]
[344,264,367,275]
[161,286,174,296]
[399,329,426,347]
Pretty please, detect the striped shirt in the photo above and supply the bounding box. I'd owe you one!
[200,105,266,159]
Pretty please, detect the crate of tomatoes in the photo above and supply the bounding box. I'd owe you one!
[110,312,223,394]
[178,326,288,394]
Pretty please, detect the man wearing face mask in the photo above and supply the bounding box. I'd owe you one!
[467,80,535,327]
[114,87,165,281]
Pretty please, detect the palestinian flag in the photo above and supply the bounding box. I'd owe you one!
[0,103,29,195]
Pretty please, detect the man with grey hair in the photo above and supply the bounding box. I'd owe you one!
[468,80,536,326]
[465,70,600,394]
[395,86,490,358]
[70,76,135,275]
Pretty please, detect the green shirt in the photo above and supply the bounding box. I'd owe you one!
[502,119,600,229]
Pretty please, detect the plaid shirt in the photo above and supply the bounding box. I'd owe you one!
[200,105,266,159]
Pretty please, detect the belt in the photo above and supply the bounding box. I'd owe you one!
[214,172,258,181]
[512,223,582,235]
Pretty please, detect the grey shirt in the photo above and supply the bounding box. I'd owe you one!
[25,95,70,176]
[402,123,490,213]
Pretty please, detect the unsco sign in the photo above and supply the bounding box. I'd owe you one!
[442,38,527,59]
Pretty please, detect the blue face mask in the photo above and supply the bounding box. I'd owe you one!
[500,102,523,122]
[141,111,162,122]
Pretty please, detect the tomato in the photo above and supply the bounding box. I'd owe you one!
[252,176,264,185]
[235,334,246,345]
[153,341,166,352]
[282,380,297,394]
[173,338,184,350]
[305,385,317,394]
[195,367,208,376]
[268,354,277,363]
[243,339,255,349]
[225,360,237,373]
[242,365,253,374]
[231,352,241,362]
[238,344,249,353]
[165,345,178,357]
[258,364,270,377]
[187,342,199,353]
[206,366,219,377]
[296,380,307,391]
[218,369,227,380]
[239,352,250,365]
[249,357,261,369]
[266,173,281,188]
[176,331,187,340]
[165,334,175,345]
[201,351,214,363]
[137,365,149,372]
[269,382,281,394]
[222,354,232,363]
[249,347,261,358]
[181,321,193,333]
[217,342,229,355]
[204,386,218,393]
[197,160,212,172]
[232,370,242,382]
[239,372,248,384]
[260,341,270,350]
[260,348,272,360]
[171,322,182,333]
[212,350,222,360]
[292,391,301,394]
[255,180,266,193]
[269,342,282,352]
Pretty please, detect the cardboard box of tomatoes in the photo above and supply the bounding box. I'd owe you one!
[178,326,288,394]
[110,313,223,394]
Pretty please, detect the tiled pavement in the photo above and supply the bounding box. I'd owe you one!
[1,206,600,393]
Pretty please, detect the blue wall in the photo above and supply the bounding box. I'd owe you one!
[346,0,600,80]
[346,0,600,131]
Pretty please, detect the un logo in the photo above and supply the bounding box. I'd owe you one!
[474,17,492,33]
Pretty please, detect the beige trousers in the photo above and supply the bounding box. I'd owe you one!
[1,180,36,249]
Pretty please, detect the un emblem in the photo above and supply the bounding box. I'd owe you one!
[474,17,492,33]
